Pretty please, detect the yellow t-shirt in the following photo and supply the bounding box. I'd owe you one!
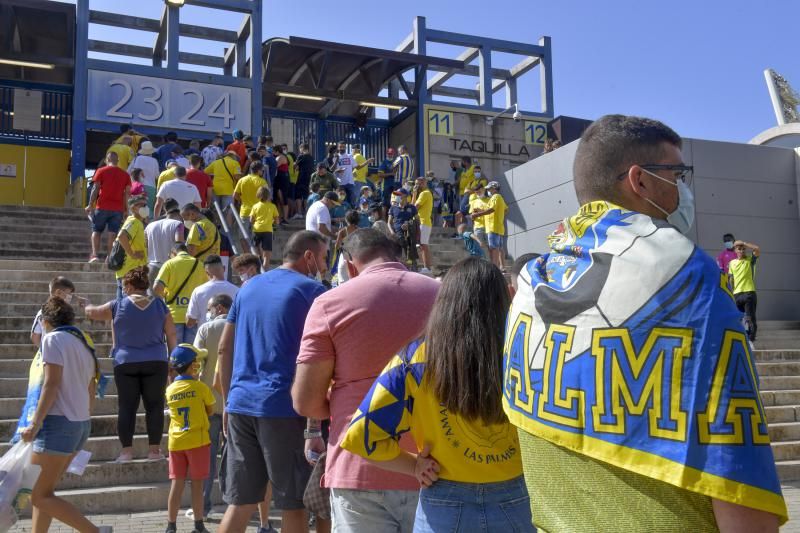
[729,255,758,294]
[206,157,241,196]
[486,193,507,235]
[341,339,523,483]
[115,216,147,280]
[458,165,475,196]
[233,174,267,217]
[287,154,299,184]
[156,167,176,191]
[469,194,490,230]
[166,376,215,452]
[250,201,280,233]
[415,189,433,227]
[155,252,208,324]
[107,144,134,171]
[353,153,368,183]
[186,218,220,262]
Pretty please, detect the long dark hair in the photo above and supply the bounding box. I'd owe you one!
[424,257,510,424]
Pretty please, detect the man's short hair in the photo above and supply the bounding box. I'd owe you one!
[249,161,264,174]
[172,242,188,254]
[461,155,472,164]
[232,253,261,270]
[174,166,187,178]
[283,231,328,262]
[164,198,180,214]
[165,131,178,143]
[203,254,223,266]
[343,229,400,264]
[723,233,735,241]
[573,114,682,205]
[189,154,203,167]
[49,276,75,294]
[181,203,200,215]
[209,293,233,310]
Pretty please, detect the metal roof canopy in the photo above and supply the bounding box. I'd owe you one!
[0,0,75,85]
[262,36,464,118]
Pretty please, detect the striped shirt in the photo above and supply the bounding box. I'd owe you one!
[393,154,415,182]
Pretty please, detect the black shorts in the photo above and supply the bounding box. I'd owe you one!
[253,231,273,251]
[223,414,310,509]
[294,178,310,201]
[274,171,290,202]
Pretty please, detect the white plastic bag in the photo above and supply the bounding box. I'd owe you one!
[0,442,31,532]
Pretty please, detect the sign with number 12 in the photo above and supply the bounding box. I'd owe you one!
[524,120,548,145]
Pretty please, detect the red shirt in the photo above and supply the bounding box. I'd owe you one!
[93,166,131,212]
[225,141,247,167]
[186,168,214,207]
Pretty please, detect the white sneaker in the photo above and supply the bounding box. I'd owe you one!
[419,267,432,275]
[185,509,195,520]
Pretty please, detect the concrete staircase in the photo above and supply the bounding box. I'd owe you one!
[0,204,469,516]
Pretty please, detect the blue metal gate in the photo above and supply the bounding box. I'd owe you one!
[0,81,72,145]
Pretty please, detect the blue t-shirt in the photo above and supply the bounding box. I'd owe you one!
[155,142,179,170]
[358,212,372,228]
[110,296,170,365]
[462,231,484,257]
[379,158,395,181]
[226,268,326,417]
[262,155,277,184]
[307,192,321,206]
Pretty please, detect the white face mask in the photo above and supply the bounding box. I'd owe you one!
[724,241,734,250]
[205,311,215,322]
[368,215,377,223]
[474,171,482,178]
[239,272,250,282]
[184,219,195,229]
[641,168,695,234]
[307,254,324,282]
[63,293,73,304]
[138,206,150,219]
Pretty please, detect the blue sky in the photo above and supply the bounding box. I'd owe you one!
[73,0,800,142]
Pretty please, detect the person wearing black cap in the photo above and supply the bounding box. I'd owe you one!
[145,198,185,284]
[185,255,239,329]
[388,188,419,269]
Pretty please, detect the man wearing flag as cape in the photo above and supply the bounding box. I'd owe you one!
[503,115,787,532]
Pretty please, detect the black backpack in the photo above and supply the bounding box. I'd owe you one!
[106,239,126,271]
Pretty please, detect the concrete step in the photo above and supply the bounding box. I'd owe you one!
[0,343,112,359]
[760,321,800,331]
[757,362,800,376]
[0,412,156,441]
[0,329,113,345]
[0,249,92,261]
[0,279,116,294]
[0,292,113,305]
[0,259,109,273]
[761,376,800,391]
[39,458,169,491]
[754,350,800,362]
[0,316,112,330]
[0,241,93,254]
[772,440,800,462]
[766,405,800,424]
[0,377,118,400]
[0,394,135,419]
[761,390,800,408]
[754,339,800,350]
[0,357,115,378]
[0,434,157,463]
[768,422,800,442]
[776,460,800,481]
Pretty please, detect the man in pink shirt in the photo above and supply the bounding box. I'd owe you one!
[293,229,439,533]
[717,233,737,274]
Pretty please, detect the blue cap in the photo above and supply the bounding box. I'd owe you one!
[169,343,206,369]
[233,129,244,140]
[392,188,409,196]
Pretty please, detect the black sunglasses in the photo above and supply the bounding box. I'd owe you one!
[617,164,694,184]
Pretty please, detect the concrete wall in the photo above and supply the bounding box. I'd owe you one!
[389,112,417,168]
[0,143,71,207]
[503,138,800,320]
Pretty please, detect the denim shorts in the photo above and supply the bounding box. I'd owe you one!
[217,195,233,212]
[414,476,534,533]
[33,415,91,456]
[91,209,123,233]
[487,232,505,250]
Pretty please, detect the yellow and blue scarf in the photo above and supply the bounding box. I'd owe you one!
[503,201,787,522]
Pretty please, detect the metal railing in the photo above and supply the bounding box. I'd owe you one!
[213,199,257,257]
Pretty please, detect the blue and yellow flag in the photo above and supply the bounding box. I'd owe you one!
[503,201,787,522]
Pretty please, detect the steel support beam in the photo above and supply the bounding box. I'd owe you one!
[166,4,180,73]
[86,58,252,88]
[407,82,478,101]
[71,0,89,183]
[427,48,478,90]
[152,6,167,67]
[250,1,262,136]
[478,45,492,108]
[89,41,223,68]
[89,10,238,42]
[539,36,554,116]
[276,50,326,109]
[413,16,428,175]
[264,83,415,109]
[184,0,254,13]
[426,28,547,56]
[395,32,414,53]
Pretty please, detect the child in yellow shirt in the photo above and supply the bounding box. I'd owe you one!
[249,186,281,270]
[165,344,215,533]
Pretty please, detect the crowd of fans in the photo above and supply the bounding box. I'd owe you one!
[12,114,778,533]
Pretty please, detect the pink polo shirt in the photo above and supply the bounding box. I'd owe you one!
[717,249,737,274]
[297,262,439,490]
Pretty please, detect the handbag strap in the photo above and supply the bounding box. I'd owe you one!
[166,258,199,305]
[195,225,219,258]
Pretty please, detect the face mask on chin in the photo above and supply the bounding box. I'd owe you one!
[724,241,734,250]
[640,168,695,234]
[184,219,195,229]
[205,311,215,322]
[306,254,324,282]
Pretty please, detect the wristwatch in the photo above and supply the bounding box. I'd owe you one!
[304,429,322,439]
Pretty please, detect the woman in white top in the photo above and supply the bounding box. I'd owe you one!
[20,297,110,533]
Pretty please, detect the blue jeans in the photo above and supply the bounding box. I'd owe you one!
[414,476,534,533]
[203,413,223,513]
[175,323,198,344]
[33,415,91,456]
